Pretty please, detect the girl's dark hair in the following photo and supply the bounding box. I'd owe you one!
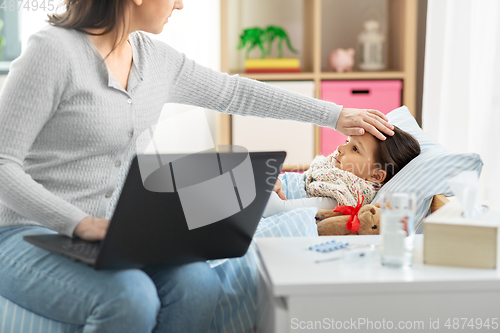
[374,126,421,183]
[46,0,128,61]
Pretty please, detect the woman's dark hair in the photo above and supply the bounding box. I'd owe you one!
[374,126,421,183]
[46,0,128,61]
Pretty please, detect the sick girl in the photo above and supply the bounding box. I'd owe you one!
[264,126,421,217]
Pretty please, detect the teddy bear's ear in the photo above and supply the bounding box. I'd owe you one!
[374,202,381,208]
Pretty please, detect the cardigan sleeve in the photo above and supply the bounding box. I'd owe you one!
[262,191,338,217]
[0,31,89,237]
[162,42,343,129]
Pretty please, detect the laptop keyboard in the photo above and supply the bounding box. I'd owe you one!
[62,242,101,259]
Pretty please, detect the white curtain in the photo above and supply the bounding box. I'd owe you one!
[422,0,500,204]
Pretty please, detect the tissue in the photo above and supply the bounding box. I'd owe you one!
[448,171,486,219]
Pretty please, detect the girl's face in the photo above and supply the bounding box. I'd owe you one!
[332,133,386,183]
[130,0,184,34]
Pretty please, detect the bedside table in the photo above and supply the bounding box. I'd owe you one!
[255,235,500,333]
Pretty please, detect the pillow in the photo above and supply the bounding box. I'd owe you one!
[371,106,483,233]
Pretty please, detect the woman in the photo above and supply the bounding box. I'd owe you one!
[0,0,394,331]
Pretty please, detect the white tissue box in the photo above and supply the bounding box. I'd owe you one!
[423,199,500,269]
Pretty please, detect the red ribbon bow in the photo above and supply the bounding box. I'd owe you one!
[333,190,365,233]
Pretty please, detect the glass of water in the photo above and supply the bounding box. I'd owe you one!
[378,192,416,268]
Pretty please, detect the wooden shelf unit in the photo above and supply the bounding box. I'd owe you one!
[219,0,418,155]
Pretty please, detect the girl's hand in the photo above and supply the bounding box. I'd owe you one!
[273,178,287,200]
[336,108,395,140]
[74,216,110,241]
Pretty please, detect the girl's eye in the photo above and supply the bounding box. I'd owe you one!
[353,146,359,153]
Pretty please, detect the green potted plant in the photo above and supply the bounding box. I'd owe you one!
[238,25,298,59]
[238,25,300,73]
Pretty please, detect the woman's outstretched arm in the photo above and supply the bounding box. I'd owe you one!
[160,40,393,139]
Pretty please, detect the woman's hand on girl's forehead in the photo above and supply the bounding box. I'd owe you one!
[335,108,395,140]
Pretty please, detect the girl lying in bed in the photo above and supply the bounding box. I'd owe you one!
[262,126,421,217]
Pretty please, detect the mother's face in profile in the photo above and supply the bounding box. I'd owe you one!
[129,0,184,34]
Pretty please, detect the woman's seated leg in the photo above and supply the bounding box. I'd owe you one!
[0,225,161,332]
[143,261,221,333]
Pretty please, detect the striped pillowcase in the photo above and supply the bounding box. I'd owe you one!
[371,106,483,233]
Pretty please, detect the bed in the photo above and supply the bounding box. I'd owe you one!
[0,189,454,333]
[0,106,483,332]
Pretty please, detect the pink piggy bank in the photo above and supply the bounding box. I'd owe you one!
[329,48,355,72]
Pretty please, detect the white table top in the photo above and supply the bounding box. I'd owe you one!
[255,235,500,297]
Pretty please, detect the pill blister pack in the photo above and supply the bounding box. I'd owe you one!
[308,240,350,253]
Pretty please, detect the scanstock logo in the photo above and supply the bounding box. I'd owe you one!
[134,108,256,230]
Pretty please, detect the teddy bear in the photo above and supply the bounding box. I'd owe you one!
[315,203,381,236]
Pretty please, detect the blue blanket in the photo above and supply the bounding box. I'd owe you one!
[209,172,318,333]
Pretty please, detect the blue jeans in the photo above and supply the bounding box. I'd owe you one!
[0,225,221,332]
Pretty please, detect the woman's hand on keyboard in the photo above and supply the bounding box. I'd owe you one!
[74,216,110,241]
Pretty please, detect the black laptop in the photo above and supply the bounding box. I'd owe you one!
[24,150,286,270]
